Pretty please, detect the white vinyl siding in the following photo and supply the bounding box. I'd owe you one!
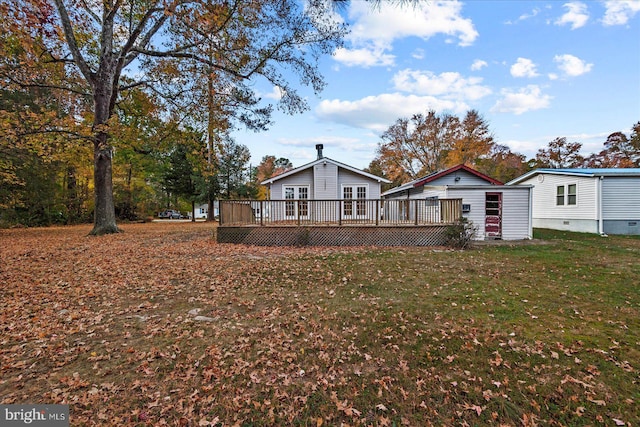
[501,190,533,240]
[431,170,494,186]
[270,169,314,200]
[602,177,640,220]
[445,188,531,240]
[520,174,596,221]
[313,162,338,199]
[338,170,381,199]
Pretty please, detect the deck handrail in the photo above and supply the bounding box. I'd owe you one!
[219,198,462,227]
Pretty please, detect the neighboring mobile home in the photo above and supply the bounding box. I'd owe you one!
[190,202,219,219]
[260,145,391,222]
[507,168,640,235]
[383,164,533,240]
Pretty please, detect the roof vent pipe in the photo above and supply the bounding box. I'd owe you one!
[316,144,324,159]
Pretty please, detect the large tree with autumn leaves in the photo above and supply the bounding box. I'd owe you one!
[1,0,345,234]
[373,109,506,184]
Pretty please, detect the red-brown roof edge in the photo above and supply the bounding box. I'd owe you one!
[412,164,503,187]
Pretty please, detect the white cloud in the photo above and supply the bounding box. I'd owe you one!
[491,85,552,115]
[261,86,283,101]
[505,7,540,24]
[471,59,488,71]
[602,0,640,26]
[316,93,469,132]
[333,46,395,68]
[555,2,589,29]
[392,69,492,101]
[412,48,425,60]
[510,58,539,78]
[348,1,478,46]
[553,54,593,76]
[277,135,366,153]
[334,1,478,68]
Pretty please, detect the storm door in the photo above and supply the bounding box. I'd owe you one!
[485,192,502,239]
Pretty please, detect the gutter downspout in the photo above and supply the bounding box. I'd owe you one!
[528,187,533,239]
[597,176,606,236]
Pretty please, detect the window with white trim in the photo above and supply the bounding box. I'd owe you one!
[567,184,577,205]
[556,183,577,206]
[556,185,565,205]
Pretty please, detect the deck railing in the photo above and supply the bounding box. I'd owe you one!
[219,198,462,227]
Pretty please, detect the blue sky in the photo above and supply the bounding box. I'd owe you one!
[234,0,640,171]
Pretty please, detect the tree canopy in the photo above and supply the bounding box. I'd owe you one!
[373,110,511,184]
[1,0,345,233]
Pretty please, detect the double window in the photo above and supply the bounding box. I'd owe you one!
[556,184,577,206]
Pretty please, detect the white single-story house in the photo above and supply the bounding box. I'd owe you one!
[383,164,533,240]
[507,168,640,235]
[190,202,219,219]
[260,145,391,222]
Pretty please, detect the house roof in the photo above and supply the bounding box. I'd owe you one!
[260,157,391,185]
[507,168,640,185]
[413,164,503,187]
[382,164,502,197]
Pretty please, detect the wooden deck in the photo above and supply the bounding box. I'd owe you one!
[217,199,463,246]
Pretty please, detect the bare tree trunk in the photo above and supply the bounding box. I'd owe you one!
[89,71,121,235]
[91,133,119,234]
[206,70,217,222]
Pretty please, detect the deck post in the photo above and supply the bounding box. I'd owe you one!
[260,200,264,226]
[375,200,379,226]
[338,200,342,226]
[414,199,419,225]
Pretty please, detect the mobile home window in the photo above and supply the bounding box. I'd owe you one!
[556,185,565,205]
[567,184,577,205]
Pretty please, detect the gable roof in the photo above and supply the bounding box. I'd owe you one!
[260,157,391,185]
[382,164,502,197]
[507,168,640,185]
[413,164,503,187]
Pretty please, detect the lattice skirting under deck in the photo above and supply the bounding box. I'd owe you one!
[216,226,449,247]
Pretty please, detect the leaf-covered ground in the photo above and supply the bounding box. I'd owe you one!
[1,223,638,426]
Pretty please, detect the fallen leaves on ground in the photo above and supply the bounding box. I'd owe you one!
[0,223,638,426]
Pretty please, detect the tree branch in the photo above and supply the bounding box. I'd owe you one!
[79,0,101,25]
[52,0,95,85]
[130,48,250,79]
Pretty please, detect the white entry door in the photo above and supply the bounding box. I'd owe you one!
[342,185,367,219]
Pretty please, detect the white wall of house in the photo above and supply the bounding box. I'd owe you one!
[601,177,640,235]
[313,162,339,199]
[270,168,314,200]
[338,169,382,199]
[192,203,219,219]
[446,187,532,240]
[517,174,600,233]
[434,170,495,186]
[264,161,386,223]
[385,185,532,240]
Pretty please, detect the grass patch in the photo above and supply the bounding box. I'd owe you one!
[0,224,638,425]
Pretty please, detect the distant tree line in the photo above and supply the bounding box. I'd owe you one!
[368,109,640,189]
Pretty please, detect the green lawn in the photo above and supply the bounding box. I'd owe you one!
[1,224,638,426]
